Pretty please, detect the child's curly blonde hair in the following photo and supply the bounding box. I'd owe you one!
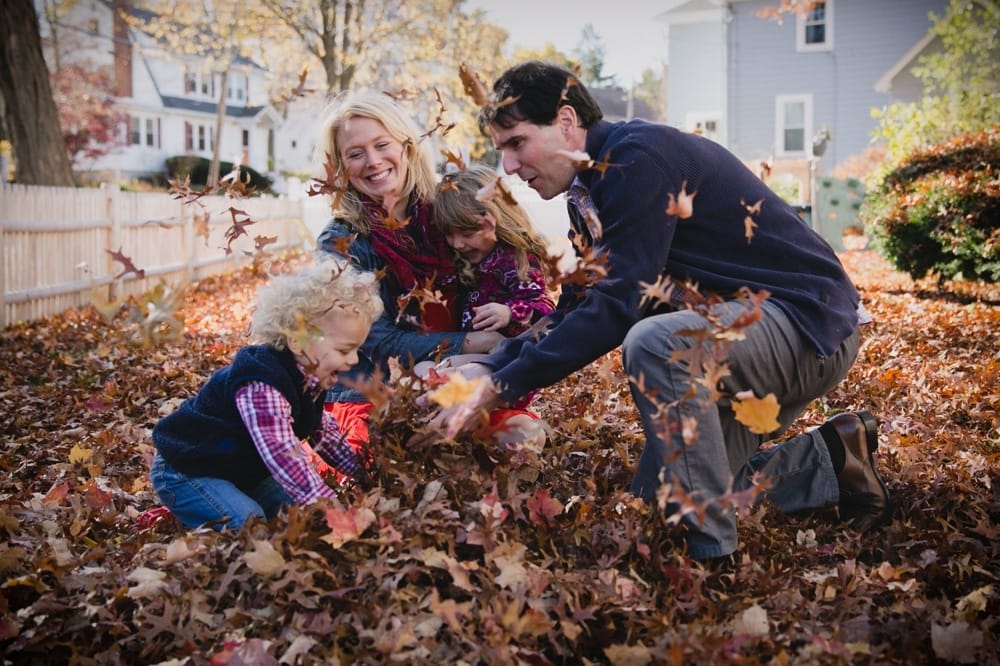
[251,259,383,350]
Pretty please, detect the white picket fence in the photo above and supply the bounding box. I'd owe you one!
[0,183,315,328]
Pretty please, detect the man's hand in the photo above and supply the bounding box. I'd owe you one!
[409,373,504,446]
[472,303,512,332]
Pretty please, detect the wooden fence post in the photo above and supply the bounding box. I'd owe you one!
[104,183,121,301]
[183,197,195,282]
[0,189,6,329]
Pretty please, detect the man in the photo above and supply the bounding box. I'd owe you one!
[428,61,891,561]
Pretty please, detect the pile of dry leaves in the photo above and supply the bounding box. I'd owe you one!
[1,249,997,664]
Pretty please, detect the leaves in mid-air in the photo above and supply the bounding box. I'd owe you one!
[106,247,145,280]
[731,391,781,434]
[665,180,697,219]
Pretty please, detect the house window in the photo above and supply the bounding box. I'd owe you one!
[796,0,833,52]
[775,94,812,156]
[184,122,214,152]
[130,116,141,145]
[228,76,247,102]
[184,71,198,95]
[129,115,158,147]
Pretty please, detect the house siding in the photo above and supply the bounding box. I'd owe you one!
[727,0,947,171]
[667,21,727,142]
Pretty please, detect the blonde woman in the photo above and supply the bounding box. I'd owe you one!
[314,91,502,448]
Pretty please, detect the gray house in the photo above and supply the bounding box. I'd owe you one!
[658,0,948,172]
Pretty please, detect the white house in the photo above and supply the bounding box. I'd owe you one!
[37,0,282,185]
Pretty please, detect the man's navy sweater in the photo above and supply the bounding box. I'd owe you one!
[486,119,861,403]
[153,345,323,487]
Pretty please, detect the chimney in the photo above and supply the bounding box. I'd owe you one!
[112,0,132,98]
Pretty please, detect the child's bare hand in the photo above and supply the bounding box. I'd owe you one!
[472,303,512,332]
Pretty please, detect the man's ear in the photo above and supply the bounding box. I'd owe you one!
[555,105,579,133]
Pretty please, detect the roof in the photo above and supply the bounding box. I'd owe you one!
[160,96,268,119]
[589,86,659,122]
[874,31,937,92]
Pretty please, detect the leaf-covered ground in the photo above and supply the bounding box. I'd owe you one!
[1,249,997,665]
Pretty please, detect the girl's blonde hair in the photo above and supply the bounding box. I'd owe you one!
[313,90,438,234]
[251,259,384,350]
[432,164,551,286]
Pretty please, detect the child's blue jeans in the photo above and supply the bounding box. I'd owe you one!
[150,452,292,529]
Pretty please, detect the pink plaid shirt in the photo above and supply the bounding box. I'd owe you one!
[234,375,360,505]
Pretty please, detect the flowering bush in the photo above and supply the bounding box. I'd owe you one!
[861,127,1000,283]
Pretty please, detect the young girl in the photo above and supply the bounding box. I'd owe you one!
[149,259,383,530]
[422,165,556,448]
[432,164,555,337]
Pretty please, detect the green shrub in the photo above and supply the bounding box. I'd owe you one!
[165,155,272,192]
[860,127,1000,283]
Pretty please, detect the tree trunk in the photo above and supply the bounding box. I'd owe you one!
[0,0,74,186]
[208,68,228,190]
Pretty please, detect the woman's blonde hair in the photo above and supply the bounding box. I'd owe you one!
[251,259,384,350]
[314,90,438,234]
[432,164,551,285]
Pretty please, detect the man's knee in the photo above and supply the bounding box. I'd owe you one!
[622,314,692,373]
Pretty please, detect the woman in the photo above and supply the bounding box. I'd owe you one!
[314,91,502,450]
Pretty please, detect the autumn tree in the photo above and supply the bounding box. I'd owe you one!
[258,0,410,96]
[258,0,508,163]
[512,43,575,72]
[0,0,74,185]
[39,0,127,168]
[375,0,509,161]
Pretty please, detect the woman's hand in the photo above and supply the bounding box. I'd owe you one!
[462,331,505,353]
[471,303,512,332]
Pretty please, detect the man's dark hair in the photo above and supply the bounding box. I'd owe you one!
[478,61,604,134]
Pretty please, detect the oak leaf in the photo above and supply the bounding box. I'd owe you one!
[242,539,286,577]
[732,391,781,434]
[321,505,376,548]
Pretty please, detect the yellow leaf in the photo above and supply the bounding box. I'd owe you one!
[732,391,781,434]
[69,444,94,464]
[429,374,486,408]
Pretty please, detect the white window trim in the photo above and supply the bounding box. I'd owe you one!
[774,94,813,158]
[796,0,834,53]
